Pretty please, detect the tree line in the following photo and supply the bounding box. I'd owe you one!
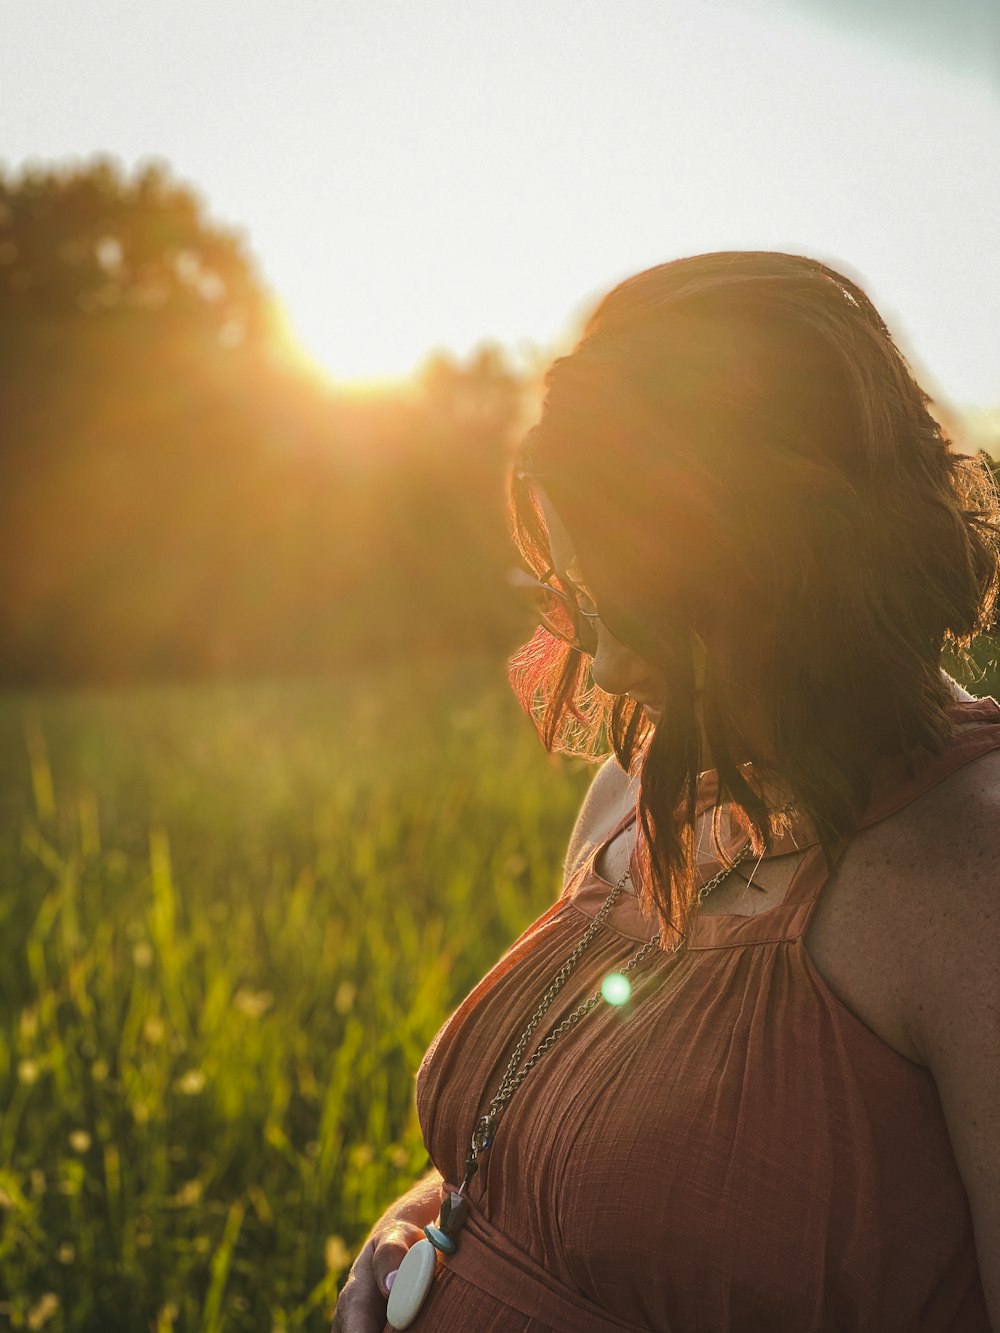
[2,157,996,688]
[0,158,540,685]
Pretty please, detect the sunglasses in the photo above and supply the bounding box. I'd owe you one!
[509,565,602,654]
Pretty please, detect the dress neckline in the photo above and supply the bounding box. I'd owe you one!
[586,770,819,894]
[569,697,1000,945]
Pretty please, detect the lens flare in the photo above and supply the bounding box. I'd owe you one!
[601,972,632,1006]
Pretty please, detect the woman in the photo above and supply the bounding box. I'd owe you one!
[333,251,1000,1332]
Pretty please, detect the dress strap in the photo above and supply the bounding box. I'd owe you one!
[787,695,1000,939]
[858,696,1000,829]
[691,844,829,949]
[693,696,1000,948]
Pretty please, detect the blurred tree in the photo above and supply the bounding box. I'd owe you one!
[0,155,271,361]
[392,346,531,649]
[419,344,526,445]
[0,157,294,682]
[0,158,533,684]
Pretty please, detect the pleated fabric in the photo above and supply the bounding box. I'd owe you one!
[393,699,998,1332]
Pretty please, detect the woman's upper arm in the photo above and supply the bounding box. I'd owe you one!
[563,755,636,886]
[909,803,1000,1326]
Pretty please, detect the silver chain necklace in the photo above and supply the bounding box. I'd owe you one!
[461,838,754,1184]
[386,837,755,1329]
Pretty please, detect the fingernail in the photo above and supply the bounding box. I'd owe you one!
[385,1269,398,1293]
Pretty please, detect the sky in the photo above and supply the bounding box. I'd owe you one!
[2,0,998,424]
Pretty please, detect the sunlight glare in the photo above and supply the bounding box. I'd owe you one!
[278,298,425,392]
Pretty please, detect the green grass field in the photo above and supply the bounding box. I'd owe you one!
[0,660,592,1332]
[3,645,997,1333]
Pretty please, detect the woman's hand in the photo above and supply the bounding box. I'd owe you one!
[330,1169,444,1333]
[330,1219,425,1332]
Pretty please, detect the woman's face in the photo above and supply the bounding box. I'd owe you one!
[538,491,667,726]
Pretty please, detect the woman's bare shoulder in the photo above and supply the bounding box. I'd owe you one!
[892,740,1000,871]
[563,755,639,886]
[889,745,1000,1324]
[846,741,1000,924]
[848,742,1000,1048]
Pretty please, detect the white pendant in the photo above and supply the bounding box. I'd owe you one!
[386,1237,438,1329]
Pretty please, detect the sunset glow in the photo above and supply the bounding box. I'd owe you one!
[2,0,998,410]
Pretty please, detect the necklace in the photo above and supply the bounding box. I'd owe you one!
[386,839,754,1329]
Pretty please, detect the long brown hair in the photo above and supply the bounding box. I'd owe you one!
[508,251,1000,942]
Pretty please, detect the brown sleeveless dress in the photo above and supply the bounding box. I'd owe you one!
[399,699,996,1332]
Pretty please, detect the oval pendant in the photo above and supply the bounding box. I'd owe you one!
[385,1237,438,1329]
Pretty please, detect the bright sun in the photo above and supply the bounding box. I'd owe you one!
[272,297,426,393]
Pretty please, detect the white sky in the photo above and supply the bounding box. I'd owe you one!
[2,0,998,415]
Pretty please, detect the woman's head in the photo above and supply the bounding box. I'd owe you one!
[508,250,1000,937]
[537,489,669,719]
